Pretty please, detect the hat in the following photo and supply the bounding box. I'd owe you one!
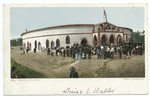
[69,66,76,71]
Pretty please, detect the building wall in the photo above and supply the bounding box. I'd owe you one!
[124,28,132,43]
[124,29,131,34]
[22,24,132,50]
[22,25,93,51]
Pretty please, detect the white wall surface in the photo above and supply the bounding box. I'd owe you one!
[22,26,93,39]
[124,28,131,34]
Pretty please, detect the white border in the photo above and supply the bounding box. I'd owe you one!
[2,2,149,96]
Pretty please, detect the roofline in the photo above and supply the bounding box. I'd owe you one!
[118,27,133,31]
[21,22,133,36]
[95,22,132,31]
[21,24,94,36]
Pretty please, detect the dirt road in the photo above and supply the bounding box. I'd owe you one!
[11,46,145,78]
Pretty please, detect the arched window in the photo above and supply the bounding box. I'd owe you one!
[56,39,60,47]
[35,40,37,49]
[46,39,49,48]
[38,42,41,50]
[66,36,70,44]
[51,41,54,48]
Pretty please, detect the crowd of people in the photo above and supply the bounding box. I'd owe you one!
[19,43,144,78]
[21,43,144,60]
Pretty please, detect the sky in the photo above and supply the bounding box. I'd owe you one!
[10,7,144,39]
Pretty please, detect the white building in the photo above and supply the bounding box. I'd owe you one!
[21,22,132,51]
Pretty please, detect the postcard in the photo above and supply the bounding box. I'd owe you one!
[3,3,148,95]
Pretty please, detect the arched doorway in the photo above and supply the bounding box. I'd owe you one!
[38,42,41,50]
[109,36,114,45]
[51,41,54,48]
[94,36,97,46]
[81,38,88,47]
[27,42,29,48]
[46,39,49,48]
[117,34,123,46]
[29,43,31,50]
[34,40,37,49]
[56,39,60,47]
[101,35,106,45]
[109,34,116,46]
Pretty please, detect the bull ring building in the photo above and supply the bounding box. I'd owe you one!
[21,22,132,51]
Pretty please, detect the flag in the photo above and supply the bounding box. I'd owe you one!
[103,8,108,22]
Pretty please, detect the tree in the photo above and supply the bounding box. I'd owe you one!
[17,38,22,46]
[11,40,17,46]
[131,30,145,43]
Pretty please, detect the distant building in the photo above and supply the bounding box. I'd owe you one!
[21,22,132,51]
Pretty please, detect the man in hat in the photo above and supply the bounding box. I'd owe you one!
[69,66,78,78]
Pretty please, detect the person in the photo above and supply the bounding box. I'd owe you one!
[140,45,143,55]
[77,50,82,60]
[117,45,120,55]
[56,48,58,56]
[51,48,54,56]
[104,45,106,59]
[34,48,36,53]
[70,47,72,57]
[20,47,22,51]
[42,46,45,53]
[126,51,131,59]
[73,51,75,59]
[26,47,29,53]
[63,48,65,57]
[96,47,101,59]
[110,47,114,59]
[21,48,25,55]
[88,47,91,59]
[41,47,42,52]
[61,48,63,56]
[69,67,78,78]
[67,48,69,57]
[47,48,50,55]
[119,46,122,59]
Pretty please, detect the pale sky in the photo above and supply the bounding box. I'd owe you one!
[10,7,144,39]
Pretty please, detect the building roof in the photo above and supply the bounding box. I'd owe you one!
[21,22,133,36]
[20,24,94,36]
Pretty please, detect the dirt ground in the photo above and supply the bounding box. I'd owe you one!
[11,46,145,78]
